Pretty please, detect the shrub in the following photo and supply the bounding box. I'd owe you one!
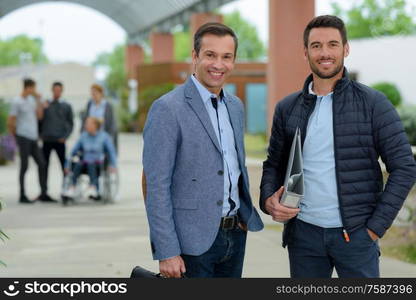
[0,99,9,135]
[398,106,416,146]
[371,82,402,107]
[137,83,175,132]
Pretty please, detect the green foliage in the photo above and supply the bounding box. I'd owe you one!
[173,11,266,61]
[94,44,127,97]
[174,30,192,62]
[117,83,175,133]
[138,83,175,132]
[224,11,266,60]
[371,82,402,107]
[0,99,9,135]
[0,35,48,66]
[398,106,416,145]
[332,0,416,39]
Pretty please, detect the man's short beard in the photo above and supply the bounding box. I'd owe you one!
[309,58,344,79]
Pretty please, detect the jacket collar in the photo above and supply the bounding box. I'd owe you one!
[301,67,351,104]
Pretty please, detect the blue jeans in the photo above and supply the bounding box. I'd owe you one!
[72,162,99,188]
[181,226,247,278]
[288,219,380,278]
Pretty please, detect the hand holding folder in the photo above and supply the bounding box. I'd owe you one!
[280,128,304,208]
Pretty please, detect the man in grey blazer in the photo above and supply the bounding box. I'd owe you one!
[143,23,263,278]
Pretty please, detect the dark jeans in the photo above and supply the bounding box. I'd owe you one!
[288,218,380,278]
[181,226,247,278]
[42,140,66,190]
[16,135,47,197]
[72,162,99,188]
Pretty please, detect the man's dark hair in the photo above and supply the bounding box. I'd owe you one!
[52,81,63,88]
[23,78,36,89]
[193,22,238,57]
[303,15,348,47]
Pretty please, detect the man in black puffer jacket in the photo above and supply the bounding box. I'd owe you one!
[260,15,416,278]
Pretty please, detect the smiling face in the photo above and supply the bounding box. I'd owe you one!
[305,27,349,79]
[192,33,236,95]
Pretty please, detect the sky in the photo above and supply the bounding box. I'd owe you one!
[0,0,354,66]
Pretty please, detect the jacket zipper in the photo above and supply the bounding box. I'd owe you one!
[332,93,349,242]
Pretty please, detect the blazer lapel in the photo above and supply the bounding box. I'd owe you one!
[184,78,222,153]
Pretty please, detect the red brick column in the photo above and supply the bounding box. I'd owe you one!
[190,13,223,37]
[125,44,144,79]
[150,32,174,63]
[267,0,315,131]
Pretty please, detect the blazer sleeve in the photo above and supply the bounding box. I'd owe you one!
[143,99,182,260]
[259,102,287,214]
[367,93,416,238]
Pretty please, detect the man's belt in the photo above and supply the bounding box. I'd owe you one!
[220,215,239,230]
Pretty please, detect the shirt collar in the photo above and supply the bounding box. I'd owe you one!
[308,81,334,97]
[191,74,225,105]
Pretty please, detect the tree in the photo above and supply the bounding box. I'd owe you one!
[174,30,192,62]
[223,11,266,60]
[94,44,127,98]
[332,0,416,39]
[173,11,266,61]
[0,35,48,66]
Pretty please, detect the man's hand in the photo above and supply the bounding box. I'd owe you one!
[159,256,186,278]
[265,186,300,222]
[367,228,379,241]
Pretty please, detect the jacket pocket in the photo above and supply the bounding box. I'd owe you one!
[172,198,200,210]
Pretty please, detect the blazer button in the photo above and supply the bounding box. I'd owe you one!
[218,170,224,175]
[217,200,223,206]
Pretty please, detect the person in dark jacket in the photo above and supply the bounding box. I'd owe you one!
[260,15,416,278]
[40,81,74,201]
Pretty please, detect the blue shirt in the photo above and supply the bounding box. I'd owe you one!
[68,131,117,168]
[88,100,107,124]
[297,82,343,228]
[191,75,241,217]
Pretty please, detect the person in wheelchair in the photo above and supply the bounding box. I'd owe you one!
[63,117,117,199]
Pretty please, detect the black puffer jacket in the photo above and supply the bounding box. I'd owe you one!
[260,69,416,247]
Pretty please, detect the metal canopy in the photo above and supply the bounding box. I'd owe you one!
[0,0,235,43]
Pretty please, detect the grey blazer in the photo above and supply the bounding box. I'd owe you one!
[143,77,263,260]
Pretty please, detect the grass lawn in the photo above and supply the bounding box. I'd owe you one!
[244,134,267,160]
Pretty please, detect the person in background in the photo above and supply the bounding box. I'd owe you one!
[7,78,53,204]
[40,81,74,201]
[81,84,118,150]
[64,117,117,199]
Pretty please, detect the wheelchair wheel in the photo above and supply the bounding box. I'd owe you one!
[101,170,119,203]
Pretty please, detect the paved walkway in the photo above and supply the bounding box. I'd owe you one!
[0,133,415,277]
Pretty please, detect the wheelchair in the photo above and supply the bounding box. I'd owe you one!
[61,151,119,206]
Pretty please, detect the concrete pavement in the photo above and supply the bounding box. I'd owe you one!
[0,133,414,277]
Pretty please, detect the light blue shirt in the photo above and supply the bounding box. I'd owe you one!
[297,82,343,228]
[88,100,107,123]
[191,75,241,217]
[68,131,117,168]
[9,95,38,140]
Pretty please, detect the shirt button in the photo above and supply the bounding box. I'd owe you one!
[217,200,223,206]
[218,170,224,175]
